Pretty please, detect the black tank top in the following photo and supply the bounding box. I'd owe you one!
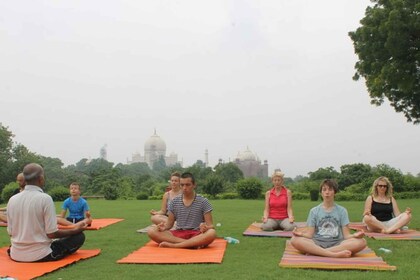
[371,198,393,222]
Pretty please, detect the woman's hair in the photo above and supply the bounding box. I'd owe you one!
[319,179,339,194]
[370,176,393,198]
[271,170,284,179]
[171,172,181,178]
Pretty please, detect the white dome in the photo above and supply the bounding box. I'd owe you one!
[237,147,256,161]
[144,131,166,152]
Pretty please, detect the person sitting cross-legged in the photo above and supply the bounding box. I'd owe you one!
[147,172,216,248]
[291,179,366,258]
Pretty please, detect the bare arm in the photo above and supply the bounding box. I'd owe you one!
[363,196,373,216]
[150,192,169,215]
[262,191,270,222]
[200,211,214,233]
[47,223,86,239]
[391,197,401,217]
[59,209,67,218]
[286,189,294,223]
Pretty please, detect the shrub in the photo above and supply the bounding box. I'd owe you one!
[148,195,163,200]
[292,192,309,200]
[236,178,263,199]
[202,175,225,198]
[335,192,365,201]
[49,186,70,201]
[216,192,239,199]
[1,183,18,203]
[136,193,149,200]
[394,191,420,199]
[103,185,118,200]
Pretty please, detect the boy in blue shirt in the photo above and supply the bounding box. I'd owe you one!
[58,183,92,226]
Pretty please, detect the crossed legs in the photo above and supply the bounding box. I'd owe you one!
[147,226,216,249]
[290,236,366,258]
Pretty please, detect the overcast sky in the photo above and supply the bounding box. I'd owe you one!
[1,0,419,178]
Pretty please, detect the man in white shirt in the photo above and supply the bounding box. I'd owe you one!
[7,163,87,262]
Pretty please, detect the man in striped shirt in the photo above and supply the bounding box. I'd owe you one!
[148,172,216,248]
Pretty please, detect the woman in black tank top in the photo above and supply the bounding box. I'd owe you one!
[362,176,411,234]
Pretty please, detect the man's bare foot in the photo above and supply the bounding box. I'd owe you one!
[382,228,400,234]
[332,250,352,258]
[159,242,177,248]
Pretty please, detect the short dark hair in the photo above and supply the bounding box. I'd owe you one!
[319,179,339,194]
[181,172,195,184]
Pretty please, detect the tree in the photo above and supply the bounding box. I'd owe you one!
[338,163,372,189]
[202,175,225,198]
[0,124,15,191]
[371,163,404,192]
[308,167,339,181]
[349,0,420,123]
[214,162,244,183]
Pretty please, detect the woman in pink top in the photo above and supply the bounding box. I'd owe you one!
[261,171,296,231]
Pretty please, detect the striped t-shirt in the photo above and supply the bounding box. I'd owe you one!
[168,194,213,230]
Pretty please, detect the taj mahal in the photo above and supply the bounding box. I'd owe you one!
[126,130,269,178]
[127,130,182,168]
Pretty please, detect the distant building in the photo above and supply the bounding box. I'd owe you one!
[128,130,182,168]
[100,144,107,160]
[233,146,268,179]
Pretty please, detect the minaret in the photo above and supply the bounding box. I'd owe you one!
[100,144,107,160]
[205,149,209,167]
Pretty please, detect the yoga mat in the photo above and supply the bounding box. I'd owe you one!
[243,222,306,237]
[59,218,124,230]
[279,240,396,271]
[117,238,227,264]
[1,218,124,230]
[348,222,420,240]
[0,248,101,280]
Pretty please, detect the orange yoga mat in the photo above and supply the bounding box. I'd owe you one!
[117,238,227,264]
[243,222,306,238]
[58,218,124,230]
[1,218,124,230]
[0,247,101,280]
[279,240,396,271]
[348,222,420,240]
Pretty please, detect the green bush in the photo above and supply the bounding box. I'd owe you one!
[49,186,70,201]
[236,178,263,199]
[335,192,366,201]
[136,193,149,200]
[202,175,225,198]
[1,182,18,203]
[394,191,420,199]
[148,195,163,200]
[216,192,239,199]
[292,192,309,200]
[103,185,118,200]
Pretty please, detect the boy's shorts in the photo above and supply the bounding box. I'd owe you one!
[66,217,84,224]
[170,229,201,239]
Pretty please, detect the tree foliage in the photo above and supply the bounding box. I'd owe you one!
[236,177,263,199]
[202,175,225,198]
[349,0,420,123]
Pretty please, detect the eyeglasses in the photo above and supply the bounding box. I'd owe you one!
[377,184,388,188]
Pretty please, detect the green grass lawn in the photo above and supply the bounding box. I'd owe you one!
[1,199,419,279]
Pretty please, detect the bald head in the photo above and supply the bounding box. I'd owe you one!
[16,173,26,189]
[23,163,44,186]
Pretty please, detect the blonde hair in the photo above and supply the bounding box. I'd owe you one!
[271,170,284,178]
[370,176,393,198]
